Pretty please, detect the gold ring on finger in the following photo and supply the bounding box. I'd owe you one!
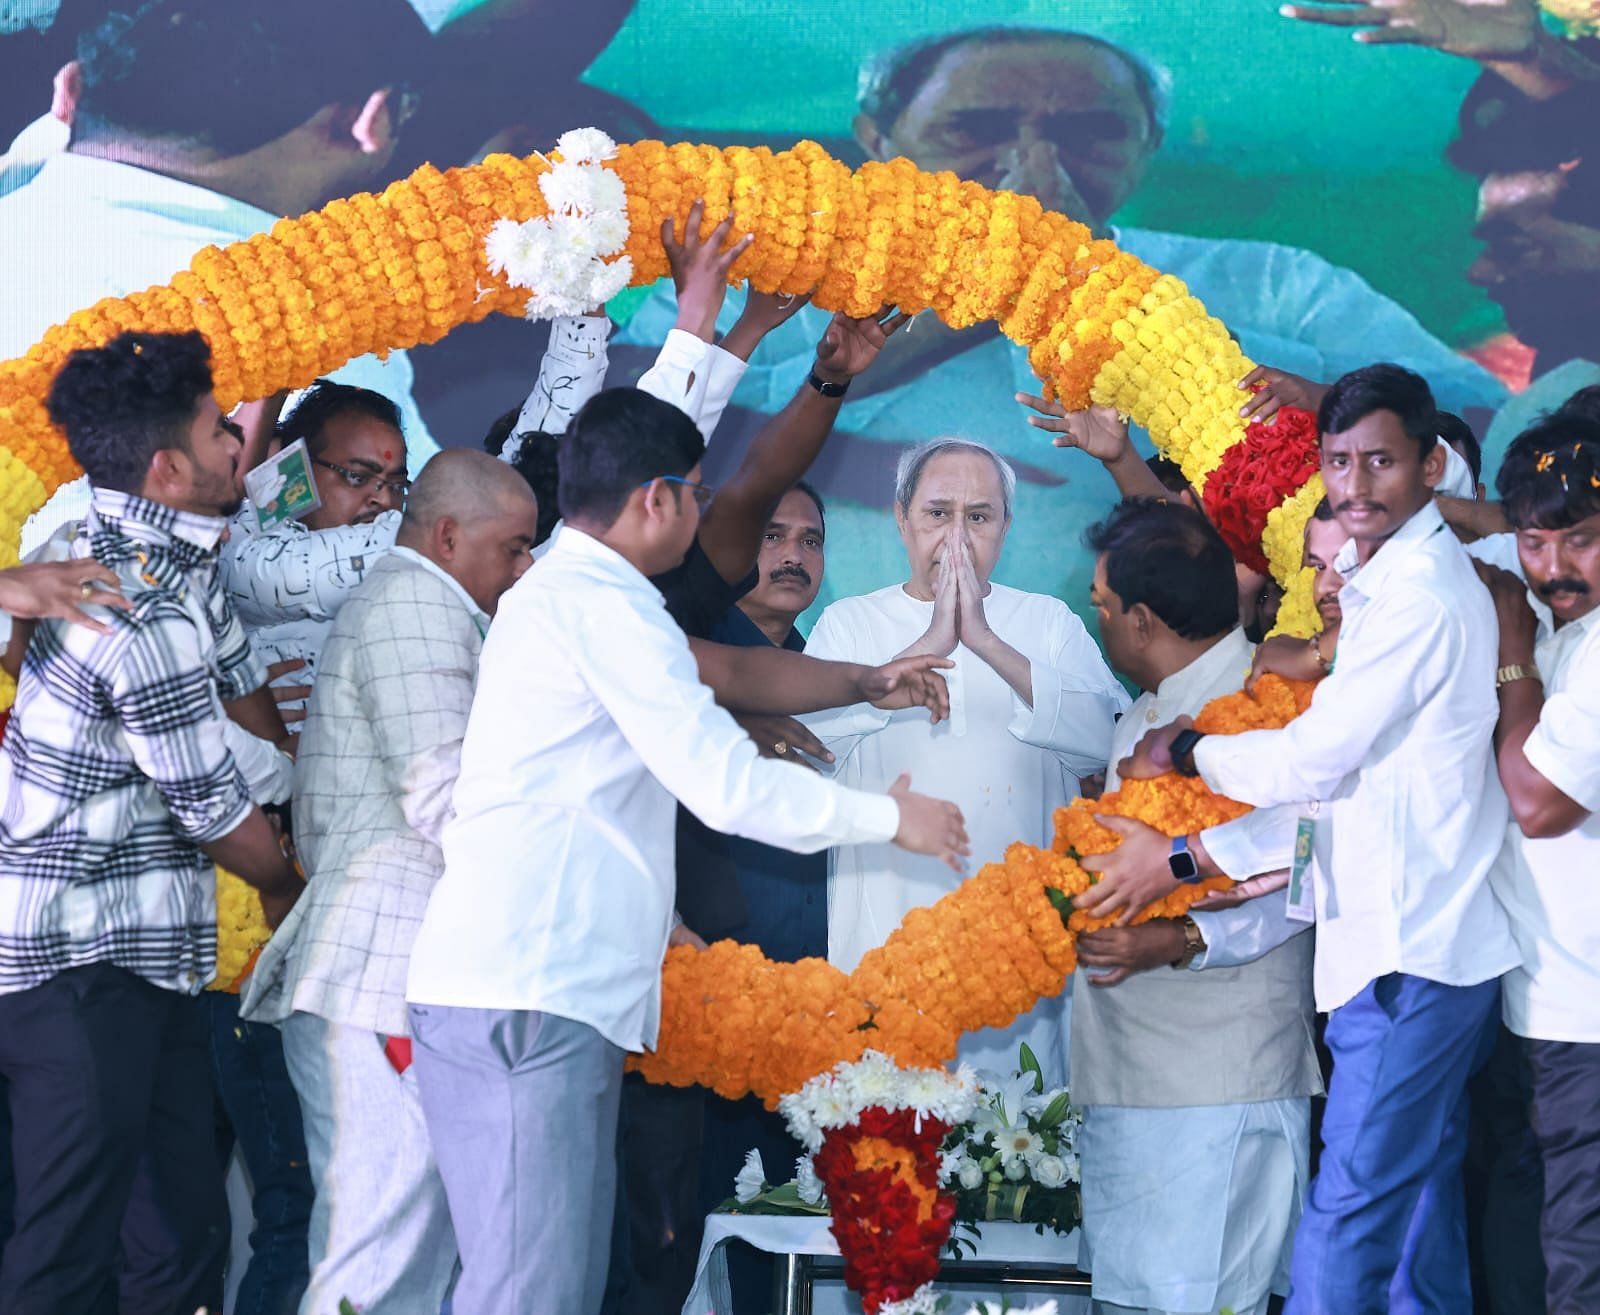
[773,741,789,756]
[79,580,95,600]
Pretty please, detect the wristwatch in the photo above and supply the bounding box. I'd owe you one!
[807,369,850,398]
[1167,834,1201,883]
[1171,915,1207,969]
[1495,663,1540,690]
[1168,729,1206,778]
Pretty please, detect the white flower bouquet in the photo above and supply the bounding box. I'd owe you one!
[937,1045,1082,1236]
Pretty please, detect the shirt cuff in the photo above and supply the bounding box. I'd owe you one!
[1185,908,1223,972]
[1524,720,1600,813]
[0,609,11,659]
[837,789,902,847]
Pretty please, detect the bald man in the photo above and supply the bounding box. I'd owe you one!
[242,450,539,1315]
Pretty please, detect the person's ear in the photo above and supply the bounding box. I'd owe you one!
[350,88,396,156]
[143,446,187,501]
[1421,439,1448,491]
[853,112,890,162]
[1128,601,1154,646]
[52,61,81,126]
[433,515,460,560]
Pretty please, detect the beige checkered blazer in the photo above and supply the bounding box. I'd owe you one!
[242,552,483,1036]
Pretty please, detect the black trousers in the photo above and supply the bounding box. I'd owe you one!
[0,963,227,1315]
[1526,1037,1600,1315]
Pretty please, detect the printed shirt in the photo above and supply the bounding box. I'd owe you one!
[0,488,263,995]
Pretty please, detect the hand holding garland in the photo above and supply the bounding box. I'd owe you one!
[1015,395,1173,502]
[662,198,754,342]
[1075,817,1224,924]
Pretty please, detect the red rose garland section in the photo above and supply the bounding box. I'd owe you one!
[1200,404,1321,575]
[815,1107,957,1311]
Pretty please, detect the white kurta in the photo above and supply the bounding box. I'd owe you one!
[802,582,1127,1083]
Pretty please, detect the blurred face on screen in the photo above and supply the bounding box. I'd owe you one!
[1471,165,1600,367]
[856,36,1157,229]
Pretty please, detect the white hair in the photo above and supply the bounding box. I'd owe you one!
[894,438,1016,522]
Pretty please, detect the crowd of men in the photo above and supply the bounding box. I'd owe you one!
[1,3,1598,1315]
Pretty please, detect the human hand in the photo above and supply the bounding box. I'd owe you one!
[1016,395,1131,465]
[860,654,954,723]
[952,531,991,649]
[0,559,130,633]
[905,532,961,658]
[1077,920,1187,987]
[812,307,912,385]
[1116,715,1196,781]
[1238,366,1329,424]
[1077,817,1185,925]
[669,922,710,951]
[662,199,755,341]
[258,872,304,931]
[266,658,311,726]
[719,287,813,362]
[1474,560,1539,665]
[1078,772,1107,802]
[1280,0,1541,60]
[1192,869,1290,912]
[731,711,833,767]
[1248,632,1332,693]
[889,773,971,873]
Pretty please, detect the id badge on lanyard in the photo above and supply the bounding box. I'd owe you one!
[1286,817,1317,924]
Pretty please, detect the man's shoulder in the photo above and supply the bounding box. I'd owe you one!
[815,583,907,623]
[346,554,471,624]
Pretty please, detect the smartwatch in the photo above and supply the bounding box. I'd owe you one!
[1169,728,1206,778]
[1168,834,1200,883]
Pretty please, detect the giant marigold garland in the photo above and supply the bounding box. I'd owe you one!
[0,135,1333,709]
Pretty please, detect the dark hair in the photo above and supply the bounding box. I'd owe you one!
[486,415,564,546]
[73,0,430,156]
[1317,363,1438,457]
[558,388,706,527]
[1311,495,1338,522]
[1496,414,1600,531]
[1084,497,1239,639]
[858,26,1168,145]
[1434,411,1482,484]
[1555,384,1600,428]
[46,330,213,493]
[1145,454,1193,499]
[277,379,403,459]
[791,479,827,533]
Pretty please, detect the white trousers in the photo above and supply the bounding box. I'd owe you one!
[281,1011,457,1315]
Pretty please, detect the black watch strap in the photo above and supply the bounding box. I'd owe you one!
[807,370,850,398]
[1169,729,1206,778]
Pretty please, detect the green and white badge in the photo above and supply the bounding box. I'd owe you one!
[244,437,323,529]
[1286,816,1317,923]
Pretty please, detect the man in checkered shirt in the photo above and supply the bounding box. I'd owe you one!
[0,331,303,1315]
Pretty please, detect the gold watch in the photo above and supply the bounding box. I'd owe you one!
[1495,663,1540,690]
[1171,915,1207,969]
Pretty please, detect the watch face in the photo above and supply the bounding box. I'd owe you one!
[1168,851,1200,883]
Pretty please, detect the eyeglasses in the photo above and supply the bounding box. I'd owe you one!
[313,458,411,502]
[642,475,717,509]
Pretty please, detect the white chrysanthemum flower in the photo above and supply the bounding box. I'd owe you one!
[584,254,633,306]
[483,219,542,285]
[588,207,630,253]
[999,1126,1044,1167]
[795,1154,825,1205]
[1032,1153,1069,1188]
[733,1147,767,1204]
[555,126,618,164]
[957,1157,985,1191]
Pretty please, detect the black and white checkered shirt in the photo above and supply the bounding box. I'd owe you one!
[0,488,264,995]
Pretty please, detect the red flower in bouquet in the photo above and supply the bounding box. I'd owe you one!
[1202,404,1320,573]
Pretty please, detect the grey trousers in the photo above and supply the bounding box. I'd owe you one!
[280,1012,457,1315]
[409,1004,624,1315]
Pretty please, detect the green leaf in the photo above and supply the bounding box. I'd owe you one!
[1045,886,1075,926]
[1038,1091,1072,1129]
[1018,1042,1043,1097]
[709,1182,830,1217]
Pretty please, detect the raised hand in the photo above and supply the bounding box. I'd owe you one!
[662,199,756,341]
[1279,0,1541,60]
[903,529,961,659]
[720,287,814,361]
[812,307,913,384]
[1238,366,1329,424]
[952,531,991,647]
[1016,395,1131,465]
[888,772,971,873]
[860,654,955,724]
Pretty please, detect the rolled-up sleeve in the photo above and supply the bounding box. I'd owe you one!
[514,314,611,437]
[110,602,253,844]
[1189,892,1309,972]
[637,331,749,443]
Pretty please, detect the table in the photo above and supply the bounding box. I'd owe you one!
[682,1214,1093,1315]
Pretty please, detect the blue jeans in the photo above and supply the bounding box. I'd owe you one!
[203,993,313,1315]
[1288,972,1499,1315]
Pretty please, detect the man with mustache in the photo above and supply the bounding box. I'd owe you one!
[1121,363,1519,1312]
[1470,413,1600,1315]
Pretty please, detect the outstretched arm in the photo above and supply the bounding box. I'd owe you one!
[1016,396,1174,501]
[689,638,951,721]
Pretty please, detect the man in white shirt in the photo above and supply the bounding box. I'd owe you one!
[1063,497,1319,1315]
[404,387,969,1315]
[1123,364,1521,1313]
[1472,414,1600,1315]
[803,437,1129,1084]
[241,451,539,1315]
[1,0,440,555]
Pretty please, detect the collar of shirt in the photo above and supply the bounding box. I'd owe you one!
[549,525,658,596]
[1113,627,1252,783]
[1334,499,1448,605]
[388,545,491,633]
[87,487,227,571]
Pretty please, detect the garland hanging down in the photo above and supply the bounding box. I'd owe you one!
[0,130,1330,709]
